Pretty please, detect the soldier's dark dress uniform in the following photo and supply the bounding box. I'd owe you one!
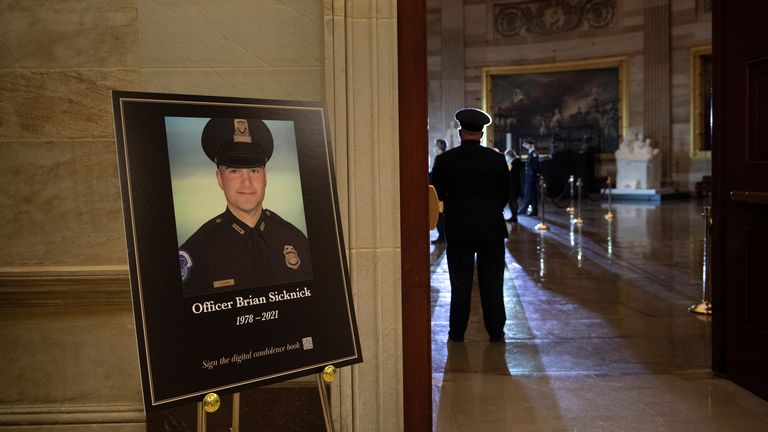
[430,108,509,342]
[507,155,524,223]
[518,138,540,216]
[179,117,313,296]
[180,207,312,296]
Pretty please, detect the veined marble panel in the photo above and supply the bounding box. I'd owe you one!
[0,304,142,405]
[0,0,137,69]
[465,32,643,65]
[0,140,127,267]
[0,69,137,141]
[137,68,324,102]
[138,0,323,68]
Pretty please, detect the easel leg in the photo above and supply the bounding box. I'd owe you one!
[231,392,241,432]
[196,402,206,432]
[316,374,335,432]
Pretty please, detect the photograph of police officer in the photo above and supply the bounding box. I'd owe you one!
[168,117,313,297]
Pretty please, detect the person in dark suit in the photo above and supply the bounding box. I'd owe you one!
[505,149,524,223]
[518,137,540,216]
[430,108,509,342]
[179,118,313,297]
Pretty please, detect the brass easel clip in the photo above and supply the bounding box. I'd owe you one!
[202,393,221,413]
[321,365,337,383]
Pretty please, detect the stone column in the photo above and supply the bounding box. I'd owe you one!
[325,1,403,430]
[643,0,672,183]
[441,0,465,148]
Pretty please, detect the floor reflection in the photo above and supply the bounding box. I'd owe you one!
[430,198,768,431]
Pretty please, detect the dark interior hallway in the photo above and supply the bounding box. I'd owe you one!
[430,198,768,431]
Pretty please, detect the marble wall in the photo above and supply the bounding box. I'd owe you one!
[0,0,402,430]
[428,0,711,191]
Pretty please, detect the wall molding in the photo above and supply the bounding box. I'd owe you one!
[0,403,144,426]
[494,0,616,38]
[0,265,131,306]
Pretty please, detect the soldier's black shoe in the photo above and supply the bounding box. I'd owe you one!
[489,333,505,342]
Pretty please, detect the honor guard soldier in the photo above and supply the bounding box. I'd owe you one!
[518,137,540,216]
[430,108,509,342]
[179,118,313,296]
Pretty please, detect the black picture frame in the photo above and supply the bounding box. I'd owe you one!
[112,91,362,410]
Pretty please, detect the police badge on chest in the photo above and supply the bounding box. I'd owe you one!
[283,245,301,270]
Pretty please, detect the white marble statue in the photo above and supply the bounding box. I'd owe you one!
[615,133,660,161]
[615,132,662,189]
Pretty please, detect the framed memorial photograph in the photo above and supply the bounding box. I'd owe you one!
[112,91,362,410]
[483,57,628,156]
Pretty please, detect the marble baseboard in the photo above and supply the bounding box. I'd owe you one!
[0,266,130,306]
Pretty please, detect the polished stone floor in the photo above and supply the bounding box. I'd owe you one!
[430,198,768,431]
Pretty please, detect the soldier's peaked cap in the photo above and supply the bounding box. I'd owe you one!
[454,108,492,132]
[202,118,274,168]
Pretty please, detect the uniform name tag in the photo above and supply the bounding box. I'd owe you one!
[213,279,236,288]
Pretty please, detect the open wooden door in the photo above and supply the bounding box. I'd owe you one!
[712,0,768,400]
[398,0,432,430]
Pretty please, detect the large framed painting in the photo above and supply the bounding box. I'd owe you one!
[690,46,712,158]
[112,91,362,410]
[483,57,628,155]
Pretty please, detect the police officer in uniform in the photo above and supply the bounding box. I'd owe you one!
[179,118,313,296]
[430,108,509,342]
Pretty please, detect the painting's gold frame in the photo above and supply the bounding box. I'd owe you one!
[690,46,712,159]
[482,57,629,157]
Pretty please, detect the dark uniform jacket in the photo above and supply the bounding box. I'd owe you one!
[430,140,510,243]
[524,150,540,184]
[509,157,524,201]
[179,208,313,296]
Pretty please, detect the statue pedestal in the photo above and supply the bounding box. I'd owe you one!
[603,187,677,202]
[615,157,661,190]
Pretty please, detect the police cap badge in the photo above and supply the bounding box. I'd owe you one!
[202,118,275,168]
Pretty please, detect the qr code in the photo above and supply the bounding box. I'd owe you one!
[302,337,314,350]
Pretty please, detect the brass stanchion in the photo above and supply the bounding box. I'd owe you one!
[604,176,614,220]
[567,175,576,215]
[690,206,712,315]
[538,231,546,280]
[607,217,613,258]
[534,175,549,231]
[574,178,584,225]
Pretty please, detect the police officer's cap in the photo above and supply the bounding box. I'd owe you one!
[522,136,537,145]
[202,118,274,168]
[454,108,492,132]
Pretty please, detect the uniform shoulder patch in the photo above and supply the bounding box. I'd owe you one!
[179,249,193,281]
